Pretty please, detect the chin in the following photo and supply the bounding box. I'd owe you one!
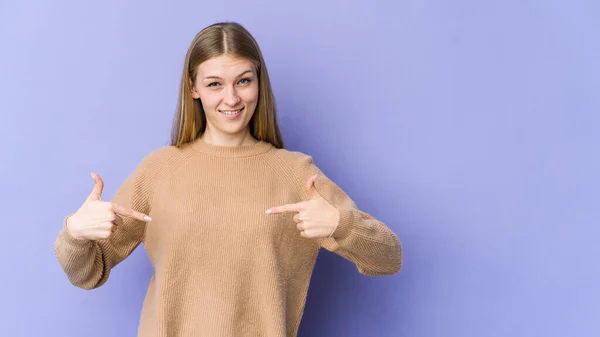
[219,123,251,135]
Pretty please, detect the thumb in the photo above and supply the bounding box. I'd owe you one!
[305,174,319,199]
[87,172,104,201]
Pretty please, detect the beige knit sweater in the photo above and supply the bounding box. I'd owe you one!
[54,137,402,337]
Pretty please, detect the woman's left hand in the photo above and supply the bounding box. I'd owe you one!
[266,174,340,238]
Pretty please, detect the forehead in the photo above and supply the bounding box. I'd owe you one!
[197,54,256,78]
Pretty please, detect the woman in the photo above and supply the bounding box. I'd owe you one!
[54,21,402,337]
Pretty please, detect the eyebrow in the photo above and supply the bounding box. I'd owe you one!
[203,70,254,80]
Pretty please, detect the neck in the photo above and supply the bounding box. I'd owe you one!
[200,128,258,147]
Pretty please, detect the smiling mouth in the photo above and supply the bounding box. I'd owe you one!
[219,108,243,116]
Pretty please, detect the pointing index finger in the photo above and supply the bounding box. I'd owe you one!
[266,202,303,214]
[110,203,152,222]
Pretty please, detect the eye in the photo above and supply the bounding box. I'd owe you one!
[207,82,220,88]
[238,78,252,85]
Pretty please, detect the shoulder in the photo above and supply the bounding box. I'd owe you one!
[140,145,181,166]
[132,145,186,179]
[268,147,316,173]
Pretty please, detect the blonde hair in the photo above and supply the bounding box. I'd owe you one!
[170,22,284,148]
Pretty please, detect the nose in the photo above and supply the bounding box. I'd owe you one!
[223,85,241,107]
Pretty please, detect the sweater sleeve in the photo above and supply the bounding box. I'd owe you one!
[300,157,402,276]
[53,146,175,289]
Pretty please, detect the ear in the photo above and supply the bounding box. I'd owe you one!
[189,79,200,99]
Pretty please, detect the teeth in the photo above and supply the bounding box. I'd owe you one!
[220,109,241,115]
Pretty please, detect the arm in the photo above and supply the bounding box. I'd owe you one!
[270,152,401,276]
[53,147,174,289]
[311,166,403,276]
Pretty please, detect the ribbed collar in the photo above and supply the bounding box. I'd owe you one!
[188,136,274,158]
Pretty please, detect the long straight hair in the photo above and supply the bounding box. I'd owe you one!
[170,22,284,148]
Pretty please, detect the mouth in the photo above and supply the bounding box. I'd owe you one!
[219,107,243,119]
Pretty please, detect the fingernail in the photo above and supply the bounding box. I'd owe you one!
[265,209,272,214]
[144,216,152,221]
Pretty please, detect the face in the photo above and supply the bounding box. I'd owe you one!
[191,54,259,140]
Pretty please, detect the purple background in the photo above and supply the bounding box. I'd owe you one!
[1,0,599,336]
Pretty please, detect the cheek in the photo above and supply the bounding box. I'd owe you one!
[241,87,259,105]
[198,91,220,110]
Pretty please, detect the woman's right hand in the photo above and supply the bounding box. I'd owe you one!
[66,172,152,241]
